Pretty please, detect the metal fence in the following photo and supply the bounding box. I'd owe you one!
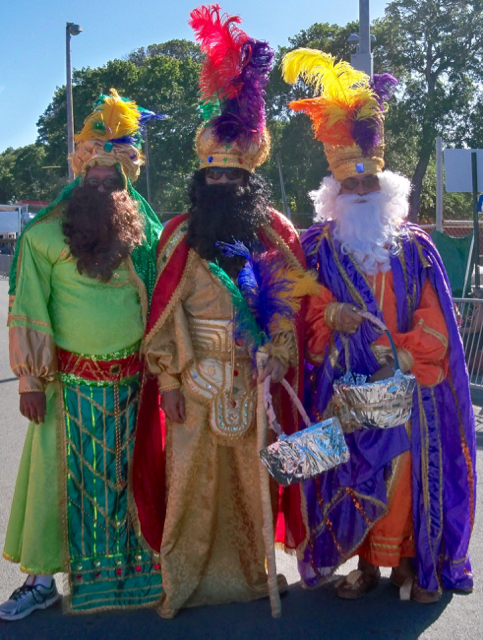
[454,297,483,391]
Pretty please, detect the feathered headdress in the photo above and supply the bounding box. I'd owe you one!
[70,89,166,183]
[282,49,398,180]
[189,4,274,171]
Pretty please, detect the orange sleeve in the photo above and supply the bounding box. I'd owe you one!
[305,287,336,364]
[393,280,449,387]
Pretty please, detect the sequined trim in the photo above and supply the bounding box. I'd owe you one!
[66,342,141,362]
[8,314,52,330]
[262,219,305,272]
[58,372,140,388]
[327,233,367,310]
[126,257,148,328]
[448,379,475,532]
[143,249,196,349]
[156,223,188,270]
[416,318,448,355]
[413,234,431,269]
[397,237,413,319]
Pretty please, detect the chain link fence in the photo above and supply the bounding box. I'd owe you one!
[421,220,483,262]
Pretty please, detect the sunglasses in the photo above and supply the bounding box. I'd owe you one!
[205,167,245,181]
[84,177,124,191]
[340,175,380,191]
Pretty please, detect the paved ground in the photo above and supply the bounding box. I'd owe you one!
[0,278,482,639]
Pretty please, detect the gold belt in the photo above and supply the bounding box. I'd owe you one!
[184,317,255,440]
[187,317,234,360]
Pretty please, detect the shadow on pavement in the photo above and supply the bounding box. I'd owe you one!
[0,578,455,640]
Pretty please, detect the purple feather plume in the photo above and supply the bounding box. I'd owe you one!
[352,119,380,156]
[212,39,274,148]
[371,73,398,110]
[219,241,295,337]
[352,73,398,155]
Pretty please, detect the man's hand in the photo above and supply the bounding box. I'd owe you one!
[368,363,395,383]
[258,357,288,384]
[161,389,186,424]
[337,304,364,334]
[20,392,46,425]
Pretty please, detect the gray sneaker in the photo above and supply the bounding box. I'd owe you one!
[0,579,60,621]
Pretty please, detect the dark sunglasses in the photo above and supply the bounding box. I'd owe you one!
[84,177,124,191]
[341,175,380,191]
[205,167,245,181]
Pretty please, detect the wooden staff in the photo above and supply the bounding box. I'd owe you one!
[256,351,281,618]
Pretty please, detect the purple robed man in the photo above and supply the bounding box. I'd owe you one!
[300,169,476,604]
[281,49,476,604]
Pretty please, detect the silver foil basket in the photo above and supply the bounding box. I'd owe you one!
[259,417,350,487]
[332,369,416,431]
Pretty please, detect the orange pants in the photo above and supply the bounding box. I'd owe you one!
[358,451,415,567]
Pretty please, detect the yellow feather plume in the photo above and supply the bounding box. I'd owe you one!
[282,48,381,149]
[75,89,140,144]
[274,267,322,333]
[282,49,369,99]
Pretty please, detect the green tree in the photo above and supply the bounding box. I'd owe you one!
[374,0,483,221]
[36,40,202,212]
[0,148,17,203]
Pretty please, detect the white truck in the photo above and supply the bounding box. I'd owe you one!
[0,204,35,237]
[0,205,37,272]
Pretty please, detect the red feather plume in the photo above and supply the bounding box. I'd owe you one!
[189,4,249,101]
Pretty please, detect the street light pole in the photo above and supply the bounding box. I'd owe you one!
[66,22,82,182]
[350,0,373,79]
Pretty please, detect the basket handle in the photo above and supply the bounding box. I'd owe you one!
[262,376,312,437]
[342,308,401,372]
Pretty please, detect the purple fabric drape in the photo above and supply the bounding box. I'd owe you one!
[300,222,476,592]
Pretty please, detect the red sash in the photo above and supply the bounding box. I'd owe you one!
[57,347,141,383]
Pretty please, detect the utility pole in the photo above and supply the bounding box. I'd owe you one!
[277,153,290,220]
[436,137,443,232]
[472,152,481,290]
[350,0,374,79]
[144,128,152,204]
[66,22,82,182]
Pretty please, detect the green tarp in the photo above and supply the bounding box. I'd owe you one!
[430,229,473,298]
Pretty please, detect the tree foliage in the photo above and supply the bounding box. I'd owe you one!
[2,5,483,223]
[373,0,483,220]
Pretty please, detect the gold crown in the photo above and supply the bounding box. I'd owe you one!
[70,139,144,184]
[325,142,385,182]
[195,125,270,172]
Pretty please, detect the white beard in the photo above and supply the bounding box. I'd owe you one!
[332,192,402,276]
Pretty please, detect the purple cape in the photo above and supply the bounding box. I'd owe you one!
[300,222,476,592]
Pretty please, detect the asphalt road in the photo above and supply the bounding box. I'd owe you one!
[0,278,482,639]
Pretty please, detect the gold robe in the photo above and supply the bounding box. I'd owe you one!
[145,254,290,618]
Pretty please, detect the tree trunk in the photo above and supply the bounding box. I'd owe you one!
[409,142,433,223]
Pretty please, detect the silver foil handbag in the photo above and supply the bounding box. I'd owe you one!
[332,310,416,431]
[259,378,350,487]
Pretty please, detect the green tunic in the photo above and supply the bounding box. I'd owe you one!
[4,208,162,612]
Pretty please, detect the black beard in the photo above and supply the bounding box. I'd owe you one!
[186,170,271,277]
[62,187,143,282]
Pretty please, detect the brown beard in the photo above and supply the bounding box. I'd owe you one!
[62,187,144,282]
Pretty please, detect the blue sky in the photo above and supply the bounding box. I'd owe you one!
[0,0,389,153]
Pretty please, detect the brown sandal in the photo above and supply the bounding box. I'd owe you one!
[391,573,440,604]
[410,583,440,604]
[335,568,381,600]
